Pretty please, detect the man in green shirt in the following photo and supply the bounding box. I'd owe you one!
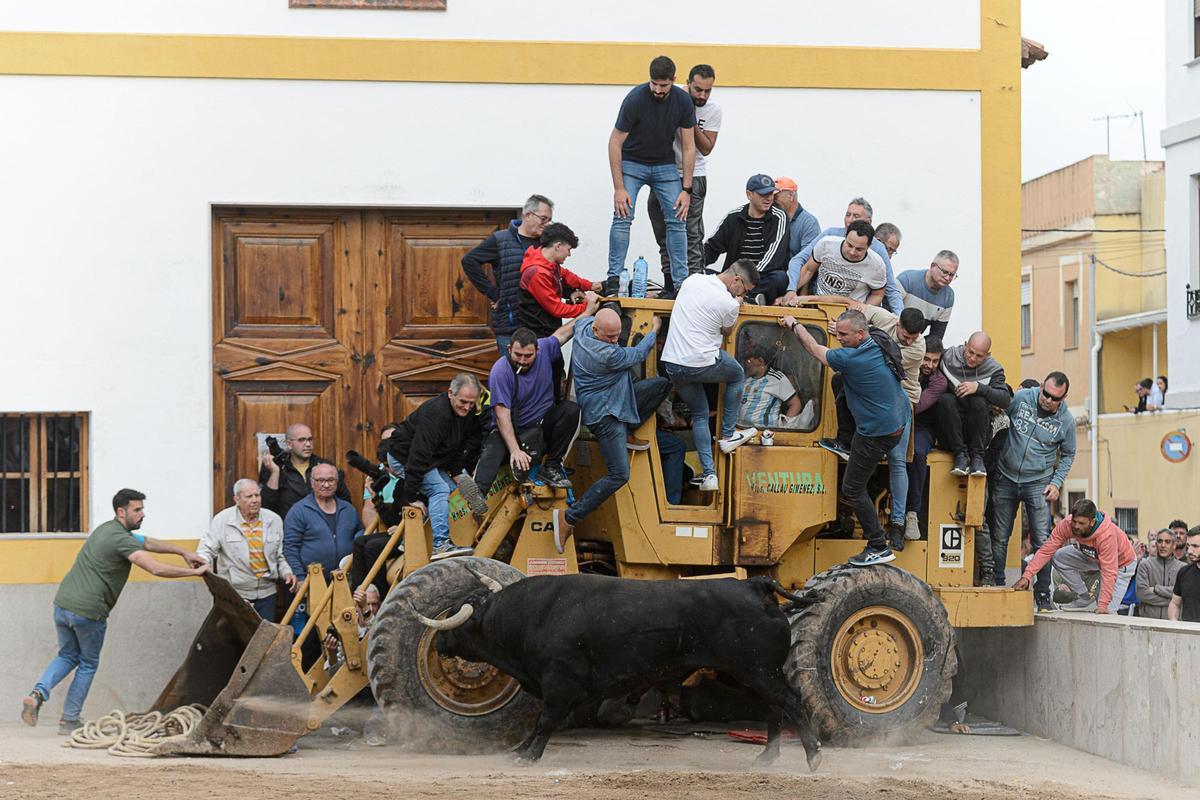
[20,488,208,734]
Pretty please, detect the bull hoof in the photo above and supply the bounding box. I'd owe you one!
[754,750,779,768]
[512,753,541,766]
[805,748,823,773]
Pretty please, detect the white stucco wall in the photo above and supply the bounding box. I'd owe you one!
[0,0,979,48]
[0,74,982,536]
[1162,0,1200,408]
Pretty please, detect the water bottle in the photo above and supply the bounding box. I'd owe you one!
[631,256,648,298]
[618,267,630,297]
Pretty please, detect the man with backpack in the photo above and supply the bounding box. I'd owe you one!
[782,309,908,567]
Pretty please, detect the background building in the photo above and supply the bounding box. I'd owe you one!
[0,0,1022,716]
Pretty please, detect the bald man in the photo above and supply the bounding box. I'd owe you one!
[259,423,350,518]
[937,332,1012,476]
[553,308,670,543]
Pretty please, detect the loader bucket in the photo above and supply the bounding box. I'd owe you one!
[146,572,313,756]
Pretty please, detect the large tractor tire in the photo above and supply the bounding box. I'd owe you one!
[367,556,540,753]
[787,564,955,744]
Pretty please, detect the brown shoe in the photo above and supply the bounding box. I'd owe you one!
[20,692,43,727]
[626,434,650,451]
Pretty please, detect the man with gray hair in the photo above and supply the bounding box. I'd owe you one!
[781,308,908,567]
[385,373,486,556]
[782,197,904,313]
[898,251,958,339]
[200,479,296,620]
[462,194,555,355]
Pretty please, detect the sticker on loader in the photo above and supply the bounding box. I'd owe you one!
[938,524,964,568]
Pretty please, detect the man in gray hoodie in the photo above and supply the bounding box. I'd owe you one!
[1136,529,1183,619]
[937,332,1013,476]
[990,372,1075,612]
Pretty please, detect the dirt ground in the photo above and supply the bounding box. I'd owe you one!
[0,720,1193,800]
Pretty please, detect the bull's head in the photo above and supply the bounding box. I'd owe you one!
[408,569,504,632]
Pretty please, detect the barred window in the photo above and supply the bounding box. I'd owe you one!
[0,413,88,533]
[1113,507,1139,538]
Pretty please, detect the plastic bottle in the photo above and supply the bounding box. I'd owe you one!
[618,267,630,297]
[631,256,648,298]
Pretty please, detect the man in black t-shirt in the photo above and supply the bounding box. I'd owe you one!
[1169,527,1200,623]
[606,55,697,299]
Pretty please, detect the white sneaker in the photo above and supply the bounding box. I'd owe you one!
[718,427,758,454]
[904,511,921,540]
[698,474,719,492]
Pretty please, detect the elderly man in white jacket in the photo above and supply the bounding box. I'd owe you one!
[200,478,296,620]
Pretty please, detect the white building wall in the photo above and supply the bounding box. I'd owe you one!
[1163,0,1200,408]
[0,0,979,48]
[0,75,982,536]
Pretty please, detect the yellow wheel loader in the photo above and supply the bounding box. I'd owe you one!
[146,299,1031,756]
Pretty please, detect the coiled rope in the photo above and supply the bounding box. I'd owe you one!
[64,704,207,757]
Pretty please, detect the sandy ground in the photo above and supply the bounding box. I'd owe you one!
[0,720,1193,800]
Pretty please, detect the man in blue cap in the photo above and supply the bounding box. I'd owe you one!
[703,173,791,305]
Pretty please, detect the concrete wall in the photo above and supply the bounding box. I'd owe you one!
[959,614,1200,784]
[2,582,211,721]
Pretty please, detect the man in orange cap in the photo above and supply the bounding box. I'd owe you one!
[774,176,821,264]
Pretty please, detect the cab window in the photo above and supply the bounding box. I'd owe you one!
[733,321,826,432]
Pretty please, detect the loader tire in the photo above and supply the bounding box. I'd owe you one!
[367,556,539,753]
[786,564,955,745]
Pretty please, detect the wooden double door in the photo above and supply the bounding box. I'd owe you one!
[212,206,512,512]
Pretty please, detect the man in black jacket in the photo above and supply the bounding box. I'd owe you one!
[703,174,790,304]
[258,423,350,520]
[386,374,485,556]
[461,194,555,356]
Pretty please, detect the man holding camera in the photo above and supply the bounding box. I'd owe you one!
[259,423,350,520]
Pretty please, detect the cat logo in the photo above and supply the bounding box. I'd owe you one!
[529,521,552,532]
[938,524,964,568]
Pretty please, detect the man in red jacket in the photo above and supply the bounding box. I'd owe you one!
[1013,497,1136,614]
[517,223,602,338]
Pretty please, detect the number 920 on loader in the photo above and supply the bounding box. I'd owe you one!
[143,298,1032,757]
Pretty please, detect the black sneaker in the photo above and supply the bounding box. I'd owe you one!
[951,451,970,476]
[848,545,896,567]
[887,522,905,552]
[539,461,573,489]
[817,438,851,462]
[603,276,620,297]
[656,289,677,301]
[977,567,995,587]
[58,719,80,737]
[1034,594,1055,613]
[969,453,987,476]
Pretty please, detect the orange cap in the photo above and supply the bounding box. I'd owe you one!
[775,176,798,191]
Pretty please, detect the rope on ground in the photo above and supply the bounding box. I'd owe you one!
[64,704,207,757]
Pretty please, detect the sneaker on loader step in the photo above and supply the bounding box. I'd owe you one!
[430,543,473,560]
[887,522,906,552]
[20,691,43,727]
[904,511,921,540]
[1059,594,1097,612]
[1034,595,1056,613]
[950,451,970,476]
[697,474,719,492]
[718,427,757,454]
[848,545,895,567]
[539,461,573,489]
[626,434,650,451]
[552,508,573,554]
[817,438,851,462]
[969,453,988,476]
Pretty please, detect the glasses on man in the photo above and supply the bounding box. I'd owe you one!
[1041,388,1067,403]
[528,211,552,224]
[312,477,338,484]
[932,263,958,281]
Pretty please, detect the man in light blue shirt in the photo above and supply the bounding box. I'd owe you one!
[784,197,903,313]
[554,309,670,543]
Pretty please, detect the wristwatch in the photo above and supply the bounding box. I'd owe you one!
[681,185,693,195]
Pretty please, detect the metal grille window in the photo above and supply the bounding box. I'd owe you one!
[0,413,88,533]
[1113,507,1139,538]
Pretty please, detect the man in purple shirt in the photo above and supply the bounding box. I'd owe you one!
[903,336,947,541]
[473,322,580,492]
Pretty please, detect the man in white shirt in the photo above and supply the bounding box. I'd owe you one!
[648,64,722,291]
[661,260,760,491]
[199,478,297,621]
[784,220,888,306]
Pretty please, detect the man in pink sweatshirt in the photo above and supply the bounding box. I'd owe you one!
[1013,497,1136,614]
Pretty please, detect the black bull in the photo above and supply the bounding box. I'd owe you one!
[411,572,822,769]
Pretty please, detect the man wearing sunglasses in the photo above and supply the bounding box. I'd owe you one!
[990,371,1076,611]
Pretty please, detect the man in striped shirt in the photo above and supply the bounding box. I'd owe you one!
[738,349,801,428]
[703,174,790,304]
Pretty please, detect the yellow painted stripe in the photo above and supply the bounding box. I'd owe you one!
[0,538,201,585]
[0,31,984,90]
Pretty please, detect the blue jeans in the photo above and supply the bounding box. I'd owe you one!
[495,334,512,358]
[35,606,108,723]
[251,593,277,622]
[566,415,630,525]
[989,474,1052,596]
[608,160,687,287]
[905,422,935,514]
[657,431,686,505]
[887,413,913,525]
[421,468,456,548]
[664,352,745,477]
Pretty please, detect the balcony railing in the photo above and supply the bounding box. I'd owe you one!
[1189,284,1200,319]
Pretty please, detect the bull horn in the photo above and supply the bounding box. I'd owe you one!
[408,602,474,630]
[477,573,504,593]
